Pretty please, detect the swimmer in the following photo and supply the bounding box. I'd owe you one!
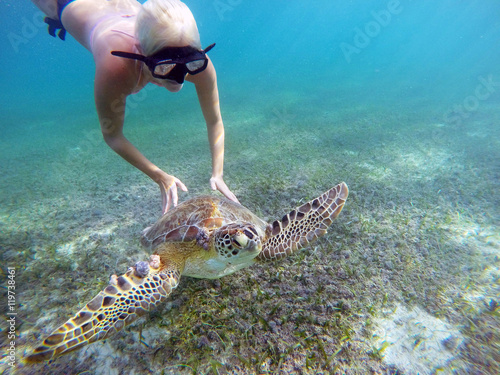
[31,0,239,213]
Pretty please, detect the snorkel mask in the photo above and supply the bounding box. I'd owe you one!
[111,43,215,84]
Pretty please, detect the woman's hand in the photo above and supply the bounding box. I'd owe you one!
[210,176,239,204]
[157,171,188,214]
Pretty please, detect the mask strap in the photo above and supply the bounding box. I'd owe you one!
[110,51,147,62]
[204,43,216,53]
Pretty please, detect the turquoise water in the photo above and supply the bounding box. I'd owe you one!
[2,1,499,117]
[1,1,499,374]
[1,0,499,203]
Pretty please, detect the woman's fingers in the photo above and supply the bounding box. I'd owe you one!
[210,176,239,203]
[159,175,188,214]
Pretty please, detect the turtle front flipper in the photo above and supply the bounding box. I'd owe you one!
[25,255,182,363]
[258,182,348,261]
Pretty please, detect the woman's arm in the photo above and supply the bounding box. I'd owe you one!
[93,50,187,213]
[188,57,239,203]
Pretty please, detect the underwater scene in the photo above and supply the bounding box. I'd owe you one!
[0,0,499,374]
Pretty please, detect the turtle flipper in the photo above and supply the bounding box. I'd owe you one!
[25,256,181,363]
[258,182,348,261]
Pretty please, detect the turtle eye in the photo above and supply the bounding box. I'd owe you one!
[232,239,241,247]
[243,229,254,239]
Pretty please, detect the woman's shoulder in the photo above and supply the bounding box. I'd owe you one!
[92,28,141,94]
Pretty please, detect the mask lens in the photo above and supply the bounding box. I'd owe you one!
[186,59,207,73]
[153,62,175,77]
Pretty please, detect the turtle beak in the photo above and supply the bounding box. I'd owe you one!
[233,233,261,253]
[251,239,261,251]
[246,238,262,255]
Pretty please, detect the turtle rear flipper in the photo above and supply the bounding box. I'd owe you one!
[258,182,348,261]
[25,257,182,363]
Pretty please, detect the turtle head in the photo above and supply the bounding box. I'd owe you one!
[213,223,262,264]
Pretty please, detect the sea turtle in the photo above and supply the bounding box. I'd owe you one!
[26,182,348,363]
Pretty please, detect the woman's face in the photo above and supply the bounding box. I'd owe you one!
[157,79,183,92]
[148,71,184,92]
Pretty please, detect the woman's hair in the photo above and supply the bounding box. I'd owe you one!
[136,0,201,55]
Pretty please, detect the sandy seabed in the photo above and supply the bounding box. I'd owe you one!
[1,89,499,374]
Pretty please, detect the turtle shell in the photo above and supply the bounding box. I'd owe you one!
[141,196,268,249]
